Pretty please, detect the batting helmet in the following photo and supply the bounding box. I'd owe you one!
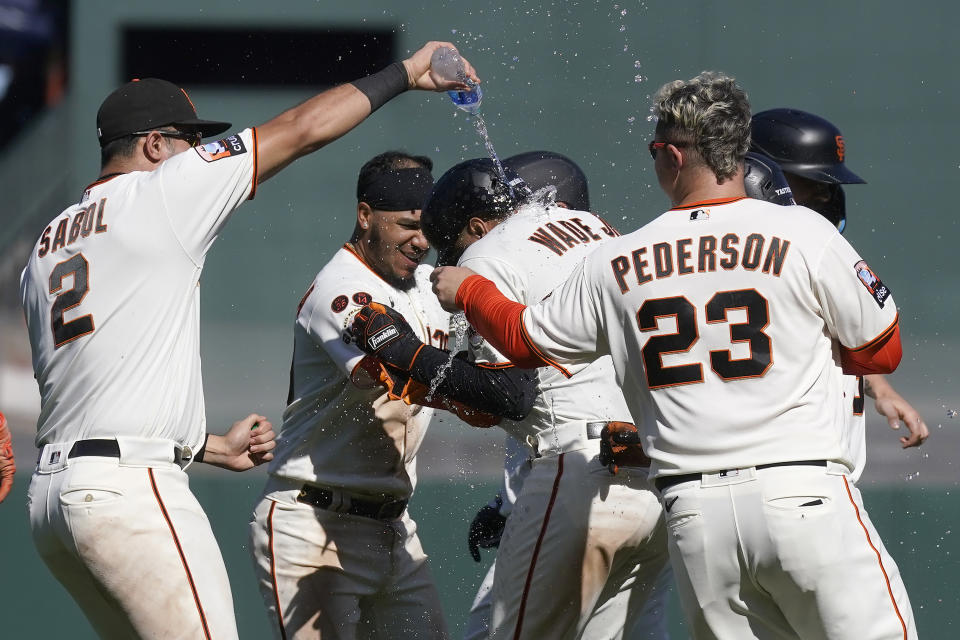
[750,108,865,185]
[422,158,530,266]
[503,151,590,211]
[743,152,796,206]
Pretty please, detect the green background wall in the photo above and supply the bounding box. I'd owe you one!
[1,1,958,637]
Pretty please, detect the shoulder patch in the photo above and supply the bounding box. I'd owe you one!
[331,294,349,313]
[854,260,891,308]
[195,134,246,162]
[352,291,372,305]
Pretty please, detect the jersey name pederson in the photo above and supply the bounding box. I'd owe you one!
[610,233,790,293]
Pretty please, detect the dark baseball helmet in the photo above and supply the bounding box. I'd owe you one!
[750,108,865,185]
[743,152,795,206]
[503,150,590,211]
[422,158,530,265]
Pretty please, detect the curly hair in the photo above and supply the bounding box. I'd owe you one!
[651,71,751,183]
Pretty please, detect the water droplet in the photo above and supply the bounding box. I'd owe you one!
[947,409,958,418]
[621,9,628,15]
[634,74,645,83]
[634,60,642,68]
[619,25,627,32]
[627,116,636,123]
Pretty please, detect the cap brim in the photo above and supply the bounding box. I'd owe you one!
[781,162,866,185]
[172,118,232,140]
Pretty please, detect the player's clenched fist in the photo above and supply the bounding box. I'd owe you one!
[201,414,276,472]
[349,302,424,371]
[0,412,16,504]
[430,266,477,312]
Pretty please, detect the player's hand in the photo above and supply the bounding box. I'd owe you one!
[202,414,276,471]
[468,497,507,562]
[430,266,477,313]
[598,422,649,475]
[402,41,479,91]
[0,412,16,504]
[866,375,929,448]
[349,302,425,371]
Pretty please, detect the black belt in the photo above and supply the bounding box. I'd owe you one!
[67,439,185,465]
[654,460,828,492]
[297,484,407,521]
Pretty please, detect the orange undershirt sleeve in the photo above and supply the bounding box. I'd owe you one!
[456,275,549,369]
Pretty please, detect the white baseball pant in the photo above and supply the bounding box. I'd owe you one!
[488,448,669,639]
[29,441,238,639]
[660,463,916,639]
[249,482,448,640]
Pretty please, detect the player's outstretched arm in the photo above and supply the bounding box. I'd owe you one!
[255,41,477,183]
[865,374,930,448]
[0,412,15,504]
[199,414,276,471]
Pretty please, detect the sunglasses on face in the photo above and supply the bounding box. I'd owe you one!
[648,140,687,159]
[131,129,203,148]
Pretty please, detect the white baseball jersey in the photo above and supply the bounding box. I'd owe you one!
[518,197,899,477]
[843,374,867,482]
[266,245,449,500]
[458,204,668,640]
[459,203,633,438]
[20,129,258,449]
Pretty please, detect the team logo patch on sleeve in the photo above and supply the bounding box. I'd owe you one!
[195,134,247,162]
[352,291,372,305]
[331,295,349,313]
[854,260,891,308]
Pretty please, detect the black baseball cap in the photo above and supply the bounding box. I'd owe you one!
[96,78,231,147]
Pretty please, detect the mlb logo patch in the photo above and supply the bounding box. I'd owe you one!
[689,209,710,221]
[195,134,247,162]
[48,450,61,465]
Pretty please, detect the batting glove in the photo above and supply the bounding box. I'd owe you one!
[349,302,425,372]
[0,412,16,504]
[468,495,507,562]
[598,421,650,475]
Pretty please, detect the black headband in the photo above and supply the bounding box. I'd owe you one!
[357,168,434,211]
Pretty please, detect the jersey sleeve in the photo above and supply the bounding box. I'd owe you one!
[299,278,367,379]
[520,255,608,370]
[153,128,259,263]
[813,233,899,350]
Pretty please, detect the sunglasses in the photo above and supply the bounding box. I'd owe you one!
[648,140,687,159]
[131,129,203,148]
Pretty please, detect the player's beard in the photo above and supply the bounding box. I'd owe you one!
[368,226,418,291]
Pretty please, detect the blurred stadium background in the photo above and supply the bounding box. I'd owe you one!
[0,0,957,637]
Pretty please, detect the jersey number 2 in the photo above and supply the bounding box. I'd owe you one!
[49,253,94,348]
[638,289,771,389]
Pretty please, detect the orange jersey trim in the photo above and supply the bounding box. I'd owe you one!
[840,315,901,376]
[841,477,909,638]
[342,243,393,286]
[670,196,748,211]
[82,173,123,192]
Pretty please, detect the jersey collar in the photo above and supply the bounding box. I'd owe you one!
[669,196,747,211]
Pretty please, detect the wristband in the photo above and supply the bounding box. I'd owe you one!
[194,433,210,463]
[350,62,409,112]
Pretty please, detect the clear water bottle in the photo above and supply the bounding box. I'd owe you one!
[430,46,483,113]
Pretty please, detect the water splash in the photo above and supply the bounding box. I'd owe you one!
[471,113,508,184]
[425,312,469,402]
[947,408,958,418]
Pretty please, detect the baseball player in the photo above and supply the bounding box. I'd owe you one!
[248,151,454,640]
[351,157,669,640]
[0,412,15,504]
[19,41,479,639]
[431,71,915,639]
[750,108,929,453]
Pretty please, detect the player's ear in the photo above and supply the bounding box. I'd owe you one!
[142,131,167,163]
[466,217,488,239]
[357,202,373,232]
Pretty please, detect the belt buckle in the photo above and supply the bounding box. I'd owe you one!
[376,499,406,520]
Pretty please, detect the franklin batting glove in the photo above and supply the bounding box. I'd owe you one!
[350,302,426,372]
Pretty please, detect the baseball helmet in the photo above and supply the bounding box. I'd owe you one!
[750,108,865,184]
[743,152,796,206]
[422,158,530,265]
[503,150,590,211]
